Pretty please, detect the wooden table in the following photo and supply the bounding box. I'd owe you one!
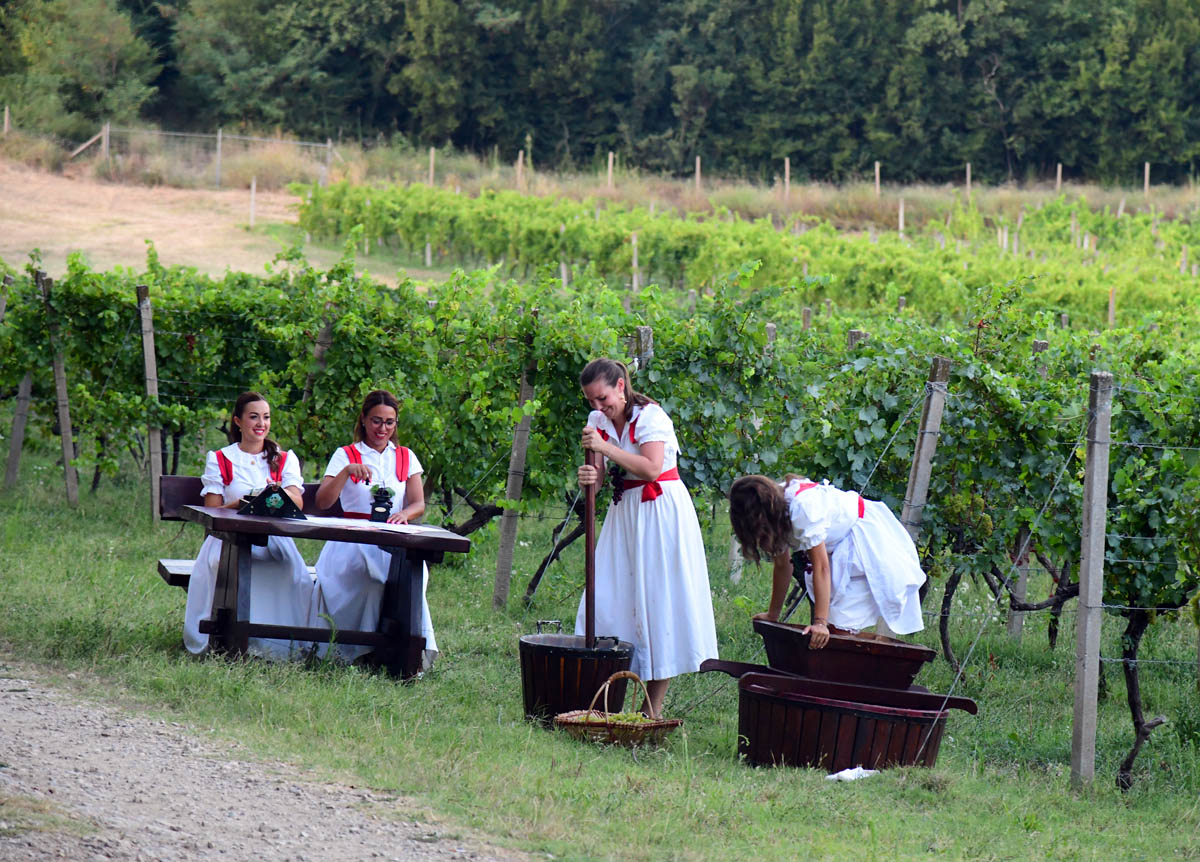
[180,506,471,678]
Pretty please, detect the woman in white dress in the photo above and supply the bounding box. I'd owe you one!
[728,474,927,648]
[312,390,436,666]
[184,392,315,660]
[576,358,718,717]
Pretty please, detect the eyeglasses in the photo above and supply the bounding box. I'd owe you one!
[367,417,397,428]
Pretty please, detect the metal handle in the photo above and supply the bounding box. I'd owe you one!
[535,619,563,634]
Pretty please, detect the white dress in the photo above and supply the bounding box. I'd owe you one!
[312,441,437,665]
[785,478,926,634]
[574,403,719,681]
[184,444,317,659]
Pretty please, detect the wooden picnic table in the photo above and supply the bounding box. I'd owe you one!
[179,505,471,679]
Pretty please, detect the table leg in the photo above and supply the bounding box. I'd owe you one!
[375,547,425,678]
[210,531,252,656]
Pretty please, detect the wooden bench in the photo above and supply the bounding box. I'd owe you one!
[157,475,342,590]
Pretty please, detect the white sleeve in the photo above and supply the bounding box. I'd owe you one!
[790,494,831,550]
[632,404,673,445]
[200,450,225,497]
[405,448,423,476]
[280,449,304,488]
[324,446,349,478]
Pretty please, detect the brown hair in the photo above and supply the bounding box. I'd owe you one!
[729,475,794,563]
[354,389,401,444]
[579,358,654,422]
[227,391,281,472]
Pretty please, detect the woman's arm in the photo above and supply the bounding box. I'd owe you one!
[388,474,425,524]
[753,551,795,622]
[581,426,664,481]
[314,462,372,510]
[802,542,831,648]
[282,484,304,510]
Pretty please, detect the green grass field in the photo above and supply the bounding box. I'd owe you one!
[2,431,1199,860]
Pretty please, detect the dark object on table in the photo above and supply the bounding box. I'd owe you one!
[369,484,395,522]
[238,484,305,520]
[753,617,934,689]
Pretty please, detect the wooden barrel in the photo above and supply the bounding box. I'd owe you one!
[738,674,948,771]
[519,633,634,725]
[753,618,934,689]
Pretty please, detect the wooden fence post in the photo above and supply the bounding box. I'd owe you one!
[559,223,569,288]
[516,149,525,191]
[847,330,868,349]
[101,122,110,160]
[0,273,10,322]
[900,356,951,543]
[323,139,332,186]
[1143,162,1150,198]
[4,372,32,489]
[1108,287,1116,327]
[898,198,905,237]
[249,176,257,228]
[3,105,9,136]
[429,146,436,186]
[965,162,971,198]
[1056,163,1062,192]
[136,285,163,520]
[631,232,640,292]
[607,151,614,189]
[215,127,223,188]
[1071,370,1113,788]
[38,273,79,506]
[874,161,881,197]
[784,156,790,203]
[802,307,812,330]
[493,314,538,610]
[695,156,702,194]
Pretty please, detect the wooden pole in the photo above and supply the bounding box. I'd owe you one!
[898,198,905,237]
[215,128,223,188]
[1143,162,1150,198]
[847,330,867,349]
[802,307,812,330]
[965,162,971,198]
[559,223,569,288]
[3,105,9,136]
[900,356,951,543]
[897,296,906,312]
[874,161,881,197]
[607,151,614,189]
[1117,196,1125,218]
[249,176,256,228]
[429,146,435,185]
[516,149,525,191]
[0,274,10,323]
[584,446,602,648]
[101,122,110,160]
[1071,371,1113,788]
[1055,162,1062,192]
[136,285,163,520]
[494,320,537,610]
[1108,287,1116,327]
[5,373,33,489]
[784,157,791,203]
[631,232,639,292]
[695,156,701,193]
[323,138,332,186]
[39,274,79,506]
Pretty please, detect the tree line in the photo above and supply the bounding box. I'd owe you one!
[2,0,1199,184]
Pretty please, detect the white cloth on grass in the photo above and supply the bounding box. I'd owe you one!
[785,477,926,634]
[312,441,436,665]
[574,403,719,681]
[183,443,316,659]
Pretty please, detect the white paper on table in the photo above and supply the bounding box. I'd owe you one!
[301,515,442,534]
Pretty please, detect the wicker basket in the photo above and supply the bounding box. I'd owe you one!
[554,671,682,748]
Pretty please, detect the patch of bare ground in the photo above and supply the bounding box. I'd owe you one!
[0,160,434,284]
[0,654,528,861]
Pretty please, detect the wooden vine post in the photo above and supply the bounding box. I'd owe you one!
[38,273,79,506]
[607,151,614,189]
[1071,370,1113,787]
[136,285,163,520]
[493,311,539,610]
[1,274,34,491]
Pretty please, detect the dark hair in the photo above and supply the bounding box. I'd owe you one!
[227,391,281,473]
[579,358,654,422]
[728,475,794,564]
[354,389,400,444]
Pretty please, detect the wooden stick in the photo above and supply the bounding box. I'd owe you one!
[607,151,614,189]
[1143,162,1150,198]
[784,156,790,203]
[965,162,971,198]
[695,156,701,193]
[584,449,602,648]
[874,161,881,197]
[136,285,163,519]
[4,372,32,489]
[428,146,435,186]
[39,274,78,505]
[900,356,950,543]
[249,176,256,228]
[1056,162,1062,192]
[215,127,222,189]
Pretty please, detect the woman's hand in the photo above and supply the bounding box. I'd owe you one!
[343,462,372,484]
[802,620,830,649]
[581,425,608,454]
[578,464,599,488]
[752,611,779,623]
[387,510,410,525]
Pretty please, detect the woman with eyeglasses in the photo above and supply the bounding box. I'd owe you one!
[312,389,436,665]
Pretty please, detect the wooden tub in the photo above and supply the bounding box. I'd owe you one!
[753,618,935,689]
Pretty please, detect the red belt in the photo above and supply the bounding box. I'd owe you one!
[342,512,371,520]
[622,467,680,502]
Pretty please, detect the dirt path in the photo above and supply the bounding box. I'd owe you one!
[0,655,527,861]
[0,160,428,283]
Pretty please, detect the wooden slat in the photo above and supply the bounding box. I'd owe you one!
[158,559,316,591]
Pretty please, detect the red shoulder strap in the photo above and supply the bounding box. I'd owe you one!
[396,447,410,483]
[343,445,364,483]
[270,451,287,484]
[629,416,638,445]
[216,450,233,486]
[793,481,818,496]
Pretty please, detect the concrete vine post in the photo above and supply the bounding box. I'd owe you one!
[136,285,163,520]
[899,355,951,584]
[38,273,79,506]
[1071,371,1113,788]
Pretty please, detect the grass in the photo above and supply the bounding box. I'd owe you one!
[2,426,1200,860]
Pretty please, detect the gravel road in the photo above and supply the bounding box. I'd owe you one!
[0,656,528,861]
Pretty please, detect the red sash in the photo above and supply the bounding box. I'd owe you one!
[216,450,285,485]
[622,467,680,502]
[794,480,864,517]
[342,444,410,484]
